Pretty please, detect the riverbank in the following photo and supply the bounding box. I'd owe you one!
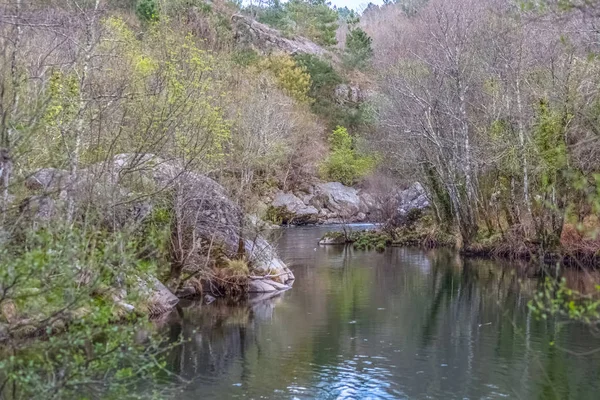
[318,213,600,268]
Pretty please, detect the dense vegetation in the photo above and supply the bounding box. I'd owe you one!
[363,0,600,257]
[1,0,600,397]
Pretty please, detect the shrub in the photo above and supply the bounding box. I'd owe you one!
[260,54,312,104]
[344,27,373,70]
[0,226,173,398]
[136,0,159,22]
[320,126,376,185]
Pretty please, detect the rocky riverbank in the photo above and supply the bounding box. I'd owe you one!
[264,181,430,225]
[19,154,296,319]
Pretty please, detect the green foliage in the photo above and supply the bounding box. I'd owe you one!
[423,163,453,225]
[321,229,390,251]
[232,48,260,67]
[294,53,342,96]
[0,226,173,399]
[320,126,376,185]
[224,258,250,276]
[533,99,568,181]
[253,0,339,46]
[293,53,366,128]
[136,0,159,22]
[102,17,231,166]
[335,6,358,23]
[529,277,600,324]
[259,54,312,103]
[257,0,291,32]
[344,28,373,70]
[352,230,390,251]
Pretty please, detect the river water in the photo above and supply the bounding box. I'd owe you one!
[160,225,600,399]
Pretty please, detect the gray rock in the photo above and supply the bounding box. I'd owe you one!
[312,182,361,218]
[319,235,346,245]
[355,212,367,222]
[397,182,430,215]
[244,236,295,285]
[248,280,278,293]
[334,84,367,104]
[232,14,333,58]
[358,191,379,214]
[136,277,179,316]
[272,191,319,224]
[24,153,295,299]
[248,279,291,293]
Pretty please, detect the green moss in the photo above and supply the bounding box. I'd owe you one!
[265,205,289,225]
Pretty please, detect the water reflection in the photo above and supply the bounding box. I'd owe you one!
[160,226,600,400]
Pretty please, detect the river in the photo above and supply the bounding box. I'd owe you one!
[158,225,600,399]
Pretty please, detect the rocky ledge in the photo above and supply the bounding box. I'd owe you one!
[23,154,295,316]
[265,181,430,226]
[232,14,331,57]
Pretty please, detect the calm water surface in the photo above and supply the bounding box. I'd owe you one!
[161,225,600,399]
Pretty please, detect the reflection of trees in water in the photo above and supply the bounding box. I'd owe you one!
[157,242,600,399]
[412,251,600,399]
[164,293,284,382]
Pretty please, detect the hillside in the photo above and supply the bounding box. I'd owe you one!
[2,0,600,397]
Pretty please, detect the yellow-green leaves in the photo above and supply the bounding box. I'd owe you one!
[100,17,230,169]
[258,54,313,104]
[320,126,376,186]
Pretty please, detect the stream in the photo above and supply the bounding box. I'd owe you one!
[158,225,600,399]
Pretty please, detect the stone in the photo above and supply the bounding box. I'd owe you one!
[245,236,295,285]
[204,294,216,305]
[248,279,291,293]
[312,182,361,218]
[355,212,367,222]
[23,153,295,298]
[319,235,346,245]
[397,182,430,215]
[272,191,319,224]
[358,191,379,214]
[142,278,179,316]
[334,84,367,104]
[248,280,278,293]
[232,14,332,58]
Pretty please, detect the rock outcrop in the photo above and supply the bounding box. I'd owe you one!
[271,191,319,224]
[232,14,330,57]
[24,154,295,309]
[396,182,430,216]
[312,182,361,217]
[334,84,368,104]
[266,181,430,226]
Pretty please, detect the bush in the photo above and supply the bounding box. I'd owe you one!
[320,126,376,185]
[293,53,372,129]
[344,27,373,70]
[0,226,173,398]
[259,54,312,104]
[136,0,159,22]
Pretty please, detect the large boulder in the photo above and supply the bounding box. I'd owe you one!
[232,14,330,57]
[271,191,319,224]
[312,182,361,218]
[397,182,430,215]
[24,154,294,299]
[334,84,368,104]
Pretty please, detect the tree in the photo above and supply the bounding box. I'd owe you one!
[252,0,339,46]
[344,27,373,70]
[320,126,375,185]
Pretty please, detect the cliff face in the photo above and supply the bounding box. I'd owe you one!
[231,14,329,57]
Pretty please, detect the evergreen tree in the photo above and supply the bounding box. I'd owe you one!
[344,27,373,70]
